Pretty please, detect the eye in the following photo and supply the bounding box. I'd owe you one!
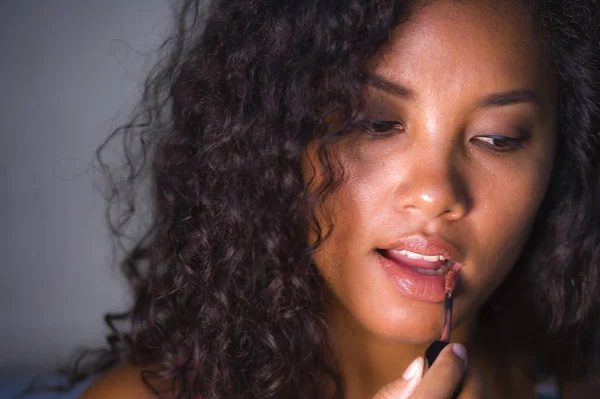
[363,120,405,138]
[473,134,529,152]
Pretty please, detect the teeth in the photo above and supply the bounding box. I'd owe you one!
[393,249,445,263]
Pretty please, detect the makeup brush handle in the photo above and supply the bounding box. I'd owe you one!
[424,340,463,399]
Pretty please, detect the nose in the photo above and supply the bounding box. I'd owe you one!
[395,154,469,222]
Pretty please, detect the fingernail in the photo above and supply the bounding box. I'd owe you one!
[402,356,424,380]
[452,343,468,362]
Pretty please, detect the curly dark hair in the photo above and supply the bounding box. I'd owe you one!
[68,0,600,398]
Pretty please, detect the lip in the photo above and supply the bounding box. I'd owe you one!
[377,234,463,303]
[380,234,461,264]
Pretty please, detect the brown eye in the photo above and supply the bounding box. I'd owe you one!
[473,135,528,152]
[364,120,405,137]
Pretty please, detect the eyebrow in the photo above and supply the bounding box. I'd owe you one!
[476,90,539,108]
[368,74,539,108]
[368,74,415,100]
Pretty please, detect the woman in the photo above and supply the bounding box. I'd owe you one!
[80,0,600,397]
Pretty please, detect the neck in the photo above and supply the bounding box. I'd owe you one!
[325,300,477,399]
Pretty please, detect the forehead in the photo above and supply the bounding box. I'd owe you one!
[374,0,552,100]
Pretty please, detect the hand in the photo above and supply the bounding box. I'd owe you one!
[373,344,486,399]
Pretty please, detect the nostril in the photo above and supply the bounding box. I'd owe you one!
[403,204,419,213]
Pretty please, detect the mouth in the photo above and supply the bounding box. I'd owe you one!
[377,248,456,276]
[378,233,462,272]
[376,234,463,302]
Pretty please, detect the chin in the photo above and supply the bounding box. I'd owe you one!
[374,316,443,344]
[342,297,447,344]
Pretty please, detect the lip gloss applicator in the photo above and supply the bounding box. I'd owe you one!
[424,263,462,370]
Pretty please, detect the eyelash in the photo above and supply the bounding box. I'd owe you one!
[362,120,530,152]
[363,120,405,138]
[473,134,529,152]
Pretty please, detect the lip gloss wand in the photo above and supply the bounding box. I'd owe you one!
[423,265,463,398]
[425,265,461,368]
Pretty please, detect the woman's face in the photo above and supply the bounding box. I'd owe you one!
[306,0,557,343]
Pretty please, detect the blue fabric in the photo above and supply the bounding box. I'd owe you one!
[0,375,93,399]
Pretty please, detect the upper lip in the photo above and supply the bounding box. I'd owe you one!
[379,234,462,263]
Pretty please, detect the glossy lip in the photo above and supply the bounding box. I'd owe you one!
[379,234,462,264]
[377,252,448,303]
[377,234,464,302]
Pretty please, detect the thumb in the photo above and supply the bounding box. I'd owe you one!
[373,357,424,399]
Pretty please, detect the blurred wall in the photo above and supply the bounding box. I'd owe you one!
[0,0,171,375]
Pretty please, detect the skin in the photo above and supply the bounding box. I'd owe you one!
[306,0,557,397]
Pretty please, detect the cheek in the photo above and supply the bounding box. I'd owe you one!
[311,142,392,238]
[312,184,376,281]
[309,158,392,296]
[465,161,552,299]
[303,145,372,277]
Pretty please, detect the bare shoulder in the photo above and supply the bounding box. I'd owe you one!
[79,364,168,399]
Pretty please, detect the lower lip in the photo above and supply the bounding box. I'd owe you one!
[377,251,446,303]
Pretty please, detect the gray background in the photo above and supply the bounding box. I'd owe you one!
[0,0,172,375]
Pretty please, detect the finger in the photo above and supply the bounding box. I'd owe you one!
[373,356,424,399]
[410,343,468,399]
[457,367,486,399]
